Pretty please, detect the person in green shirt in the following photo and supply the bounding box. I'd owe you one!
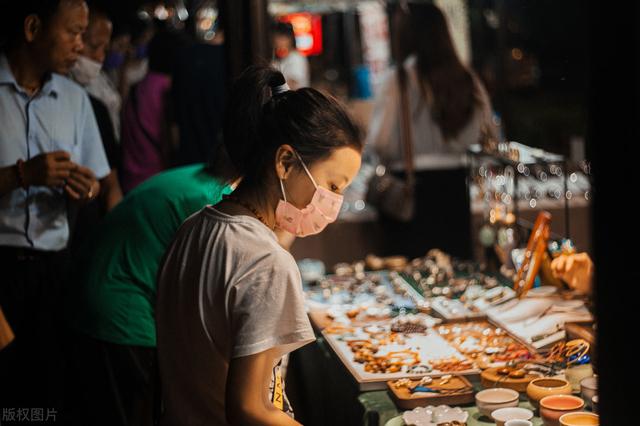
[65,163,231,425]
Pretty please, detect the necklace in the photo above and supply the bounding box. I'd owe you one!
[222,194,272,229]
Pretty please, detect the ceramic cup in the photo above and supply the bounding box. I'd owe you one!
[475,387,520,419]
[591,395,598,414]
[579,377,597,408]
[526,378,573,409]
[505,420,534,426]
[491,407,534,426]
[539,395,585,426]
[565,364,593,392]
[559,411,599,426]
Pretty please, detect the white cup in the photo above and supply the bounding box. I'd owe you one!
[505,420,533,426]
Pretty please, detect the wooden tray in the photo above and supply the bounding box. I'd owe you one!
[480,367,540,392]
[387,375,475,409]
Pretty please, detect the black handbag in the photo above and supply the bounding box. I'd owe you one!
[366,69,416,222]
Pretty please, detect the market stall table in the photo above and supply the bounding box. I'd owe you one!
[286,333,545,426]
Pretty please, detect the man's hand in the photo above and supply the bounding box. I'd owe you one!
[64,165,99,202]
[23,151,76,188]
[551,252,594,295]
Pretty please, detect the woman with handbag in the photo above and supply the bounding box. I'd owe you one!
[366,2,498,260]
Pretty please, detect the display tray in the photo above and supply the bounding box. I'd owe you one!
[305,270,428,331]
[387,375,475,409]
[322,327,481,392]
[434,320,537,367]
[398,274,516,321]
[304,270,423,310]
[486,297,594,350]
[430,297,487,321]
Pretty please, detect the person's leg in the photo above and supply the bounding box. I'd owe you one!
[66,335,158,426]
[123,344,158,426]
[65,333,129,425]
[0,249,68,417]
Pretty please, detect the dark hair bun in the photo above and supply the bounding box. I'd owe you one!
[220,65,362,183]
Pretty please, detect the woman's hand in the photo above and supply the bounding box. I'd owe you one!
[226,348,301,426]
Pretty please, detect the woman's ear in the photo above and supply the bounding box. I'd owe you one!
[24,15,42,43]
[274,144,296,180]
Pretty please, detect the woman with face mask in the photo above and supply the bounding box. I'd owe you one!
[155,65,363,425]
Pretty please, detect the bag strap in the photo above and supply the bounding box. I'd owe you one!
[398,67,415,187]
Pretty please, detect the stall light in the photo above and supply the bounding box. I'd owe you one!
[511,48,523,61]
[155,5,169,20]
[200,18,213,30]
[279,13,323,56]
[177,7,189,21]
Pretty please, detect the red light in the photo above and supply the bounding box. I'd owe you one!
[279,13,323,57]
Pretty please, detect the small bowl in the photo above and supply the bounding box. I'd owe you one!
[565,364,593,392]
[579,377,597,407]
[560,411,599,426]
[505,421,533,426]
[591,395,598,414]
[526,378,573,409]
[540,395,585,426]
[475,387,519,419]
[491,407,534,426]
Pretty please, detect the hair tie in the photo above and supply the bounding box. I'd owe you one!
[271,83,290,95]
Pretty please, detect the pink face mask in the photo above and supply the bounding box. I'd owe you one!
[275,152,344,237]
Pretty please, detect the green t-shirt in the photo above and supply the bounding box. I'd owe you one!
[68,164,231,347]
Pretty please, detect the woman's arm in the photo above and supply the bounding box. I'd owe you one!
[226,347,301,426]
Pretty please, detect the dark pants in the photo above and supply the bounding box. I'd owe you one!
[0,246,69,421]
[379,168,472,260]
[65,333,159,426]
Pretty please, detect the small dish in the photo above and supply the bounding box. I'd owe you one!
[505,420,533,426]
[559,411,599,426]
[475,387,519,418]
[579,377,597,407]
[491,407,534,426]
[526,378,573,408]
[539,395,585,426]
[401,405,468,426]
[565,364,593,392]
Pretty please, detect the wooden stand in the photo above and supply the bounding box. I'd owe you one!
[387,375,475,409]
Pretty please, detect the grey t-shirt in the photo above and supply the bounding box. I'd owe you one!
[156,206,315,426]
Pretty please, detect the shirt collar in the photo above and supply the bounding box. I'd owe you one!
[0,53,58,98]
